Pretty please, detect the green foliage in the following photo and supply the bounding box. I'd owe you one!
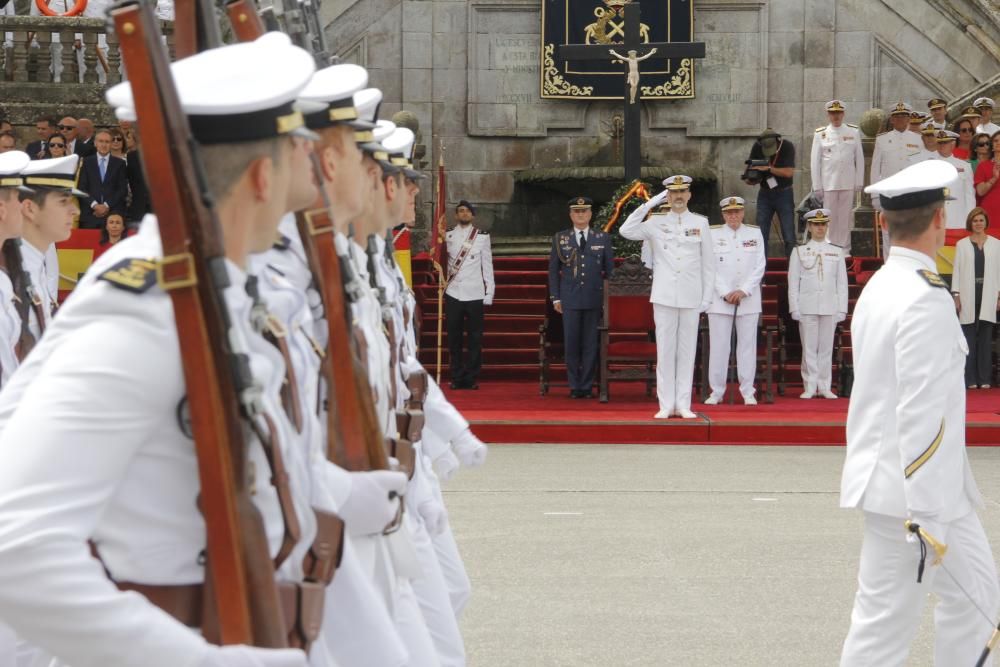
[594,179,658,258]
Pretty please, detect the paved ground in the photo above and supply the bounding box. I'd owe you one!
[443,445,1000,667]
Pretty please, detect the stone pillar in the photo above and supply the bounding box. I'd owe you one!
[850,108,885,257]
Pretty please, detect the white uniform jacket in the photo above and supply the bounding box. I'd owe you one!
[788,240,848,316]
[619,205,715,310]
[943,154,977,229]
[841,247,982,522]
[951,235,1000,325]
[444,225,494,303]
[871,130,923,207]
[978,122,1000,136]
[810,123,864,192]
[19,242,58,341]
[707,223,766,315]
[0,272,21,386]
[0,216,319,667]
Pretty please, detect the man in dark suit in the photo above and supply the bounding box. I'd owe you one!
[25,116,58,160]
[548,196,615,398]
[125,147,151,225]
[76,130,127,229]
[76,118,96,156]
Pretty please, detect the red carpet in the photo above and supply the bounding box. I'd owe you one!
[445,382,1000,446]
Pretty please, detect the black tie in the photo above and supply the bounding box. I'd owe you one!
[579,231,586,250]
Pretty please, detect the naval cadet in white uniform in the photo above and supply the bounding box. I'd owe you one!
[0,34,325,667]
[936,130,977,229]
[619,175,715,419]
[839,159,999,666]
[704,196,765,405]
[810,100,864,254]
[788,209,847,399]
[0,151,32,386]
[444,200,494,390]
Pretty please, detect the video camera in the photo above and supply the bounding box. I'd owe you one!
[741,159,770,185]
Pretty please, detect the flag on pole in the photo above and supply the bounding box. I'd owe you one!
[431,152,449,284]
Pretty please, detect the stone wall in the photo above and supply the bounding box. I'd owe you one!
[328,0,1000,243]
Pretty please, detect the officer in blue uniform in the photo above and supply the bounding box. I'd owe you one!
[548,196,615,398]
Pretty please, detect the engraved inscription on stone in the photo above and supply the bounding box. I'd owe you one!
[492,37,539,75]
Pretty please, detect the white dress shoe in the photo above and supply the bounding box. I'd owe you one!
[654,410,672,419]
[676,409,697,419]
[799,391,814,399]
[819,390,838,399]
[704,395,721,405]
[743,395,757,405]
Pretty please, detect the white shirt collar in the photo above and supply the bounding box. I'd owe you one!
[888,246,936,271]
[574,227,589,241]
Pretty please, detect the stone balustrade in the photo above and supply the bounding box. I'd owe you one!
[1,15,174,85]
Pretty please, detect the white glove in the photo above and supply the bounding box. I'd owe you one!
[649,190,669,208]
[790,311,800,321]
[452,429,488,468]
[836,311,847,323]
[340,470,407,536]
[418,496,449,536]
[433,450,460,482]
[905,516,945,550]
[813,190,824,204]
[200,646,308,667]
[483,295,494,306]
[699,301,711,314]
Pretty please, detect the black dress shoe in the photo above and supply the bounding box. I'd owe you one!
[579,390,593,399]
[449,381,463,390]
[569,390,581,398]
[468,382,480,390]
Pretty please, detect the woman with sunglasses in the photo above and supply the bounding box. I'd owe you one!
[952,118,976,160]
[971,132,991,172]
[46,138,66,158]
[974,131,1000,225]
[108,131,127,160]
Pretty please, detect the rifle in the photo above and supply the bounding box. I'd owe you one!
[255,0,331,66]
[111,0,286,646]
[224,0,393,479]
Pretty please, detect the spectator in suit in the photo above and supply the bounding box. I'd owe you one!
[76,118,95,155]
[25,116,57,160]
[76,130,127,230]
[548,196,615,399]
[125,147,151,226]
[0,133,15,154]
[57,117,95,158]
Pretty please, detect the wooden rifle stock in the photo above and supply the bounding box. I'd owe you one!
[223,3,390,475]
[174,0,223,57]
[111,0,286,646]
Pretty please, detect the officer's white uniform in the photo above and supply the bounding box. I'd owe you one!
[788,214,847,398]
[18,241,58,340]
[444,225,494,304]
[810,103,864,252]
[978,121,1000,136]
[705,199,766,403]
[944,154,976,229]
[871,113,923,211]
[840,161,999,666]
[0,151,32,386]
[619,177,715,418]
[927,99,948,131]
[974,97,1000,136]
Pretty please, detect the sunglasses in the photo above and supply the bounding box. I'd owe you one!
[977,143,991,148]
[57,124,76,130]
[111,136,123,142]
[48,143,65,148]
[960,128,974,133]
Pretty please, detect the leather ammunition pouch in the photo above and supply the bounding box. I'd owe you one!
[302,509,345,586]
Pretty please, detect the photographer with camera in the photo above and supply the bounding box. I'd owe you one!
[742,128,797,257]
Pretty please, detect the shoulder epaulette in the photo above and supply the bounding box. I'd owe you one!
[744,223,759,228]
[847,123,859,128]
[710,224,723,229]
[917,269,948,289]
[98,257,158,294]
[815,126,826,132]
[272,233,292,251]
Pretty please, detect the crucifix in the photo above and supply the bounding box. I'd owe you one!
[558,1,706,182]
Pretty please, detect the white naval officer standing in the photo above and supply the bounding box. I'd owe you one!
[871,102,924,211]
[936,130,977,229]
[788,209,847,399]
[810,100,864,253]
[619,175,715,419]
[839,160,999,666]
[704,196,766,405]
[975,97,1000,137]
[927,97,948,131]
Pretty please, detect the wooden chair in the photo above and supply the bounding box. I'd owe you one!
[598,256,657,403]
[538,298,566,395]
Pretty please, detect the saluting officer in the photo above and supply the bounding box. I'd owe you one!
[619,175,715,419]
[704,197,766,405]
[788,209,847,399]
[548,196,615,399]
[445,200,494,390]
[840,159,999,666]
[810,100,864,254]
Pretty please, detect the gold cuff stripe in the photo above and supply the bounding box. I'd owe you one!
[24,177,75,189]
[372,151,389,161]
[390,157,409,166]
[354,130,375,142]
[276,111,305,135]
[0,177,23,187]
[330,107,359,121]
[905,419,945,478]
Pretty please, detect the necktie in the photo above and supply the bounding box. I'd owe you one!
[579,231,586,250]
[99,157,107,182]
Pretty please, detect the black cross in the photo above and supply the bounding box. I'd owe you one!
[558,2,706,183]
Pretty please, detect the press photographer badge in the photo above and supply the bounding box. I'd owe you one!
[766,176,778,189]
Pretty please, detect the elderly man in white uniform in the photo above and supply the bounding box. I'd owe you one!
[839,159,999,666]
[936,130,976,229]
[810,100,864,254]
[788,209,848,399]
[619,175,714,419]
[704,196,766,405]
[872,102,924,252]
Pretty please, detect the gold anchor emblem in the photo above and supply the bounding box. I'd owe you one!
[584,0,650,46]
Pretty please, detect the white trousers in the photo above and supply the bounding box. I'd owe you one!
[840,510,999,667]
[826,190,855,252]
[395,578,442,667]
[432,523,472,619]
[707,312,759,399]
[409,518,466,667]
[652,305,700,413]
[798,315,836,393]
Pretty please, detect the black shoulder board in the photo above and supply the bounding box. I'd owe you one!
[273,233,292,251]
[847,123,859,128]
[917,269,948,289]
[98,258,158,293]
